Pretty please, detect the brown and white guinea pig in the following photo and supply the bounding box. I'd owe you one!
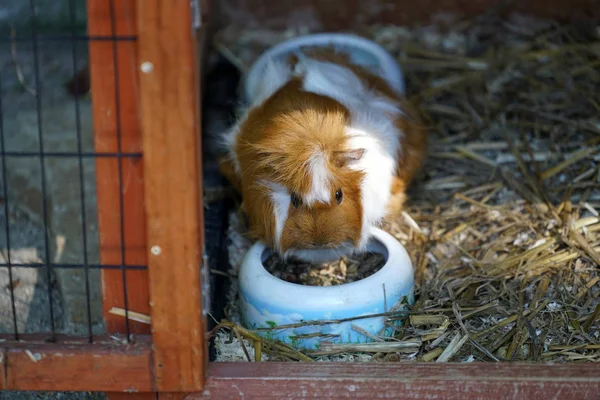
[219,48,427,263]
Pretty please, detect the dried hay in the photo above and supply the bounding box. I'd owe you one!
[207,11,600,363]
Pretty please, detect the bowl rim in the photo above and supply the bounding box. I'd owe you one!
[243,32,405,103]
[238,226,414,312]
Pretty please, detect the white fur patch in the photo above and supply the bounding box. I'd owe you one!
[345,127,396,249]
[304,151,332,205]
[261,180,291,250]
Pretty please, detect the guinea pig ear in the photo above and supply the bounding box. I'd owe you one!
[333,148,365,168]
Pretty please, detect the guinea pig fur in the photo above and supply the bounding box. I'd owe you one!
[219,49,427,263]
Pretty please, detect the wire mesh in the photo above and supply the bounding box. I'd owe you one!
[0,0,146,344]
[108,0,132,342]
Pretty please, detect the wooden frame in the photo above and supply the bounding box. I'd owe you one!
[0,335,153,392]
[2,0,205,396]
[88,0,151,338]
[212,0,600,30]
[198,362,600,399]
[2,0,600,399]
[137,0,206,392]
[3,337,600,398]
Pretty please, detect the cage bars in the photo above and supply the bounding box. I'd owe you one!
[0,74,19,340]
[28,0,57,341]
[108,0,132,341]
[68,0,94,344]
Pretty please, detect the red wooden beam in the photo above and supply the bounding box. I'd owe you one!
[0,335,153,392]
[88,1,154,397]
[87,0,151,337]
[188,362,600,399]
[137,0,207,393]
[212,0,600,31]
[107,394,188,400]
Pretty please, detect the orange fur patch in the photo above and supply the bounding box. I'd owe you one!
[238,79,351,194]
[280,178,363,251]
[235,78,365,250]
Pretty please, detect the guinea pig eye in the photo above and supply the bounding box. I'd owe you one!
[335,189,343,205]
[290,192,302,208]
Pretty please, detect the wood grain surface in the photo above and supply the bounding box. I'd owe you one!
[137,0,206,393]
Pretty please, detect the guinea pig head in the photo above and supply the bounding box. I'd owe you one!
[238,84,366,258]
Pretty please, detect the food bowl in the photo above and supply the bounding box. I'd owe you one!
[243,32,405,103]
[238,227,414,350]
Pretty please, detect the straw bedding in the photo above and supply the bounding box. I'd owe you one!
[206,11,600,363]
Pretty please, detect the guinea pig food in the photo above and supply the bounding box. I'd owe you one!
[263,252,386,286]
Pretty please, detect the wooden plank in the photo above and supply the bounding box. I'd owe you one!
[190,362,600,399]
[137,0,206,392]
[158,395,189,400]
[1,335,153,392]
[87,0,151,335]
[104,392,188,400]
[105,392,188,399]
[88,2,153,399]
[213,0,600,30]
[104,395,156,400]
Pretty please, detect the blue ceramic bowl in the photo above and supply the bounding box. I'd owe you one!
[238,227,414,350]
[243,32,405,103]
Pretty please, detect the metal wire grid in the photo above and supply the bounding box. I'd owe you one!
[0,0,146,344]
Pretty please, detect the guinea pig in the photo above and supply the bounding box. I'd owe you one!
[219,47,427,263]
